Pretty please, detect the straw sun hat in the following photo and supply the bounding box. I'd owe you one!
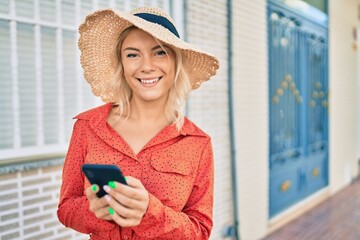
[78,6,220,102]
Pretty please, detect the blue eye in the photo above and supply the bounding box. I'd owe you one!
[127,53,138,58]
[156,50,167,56]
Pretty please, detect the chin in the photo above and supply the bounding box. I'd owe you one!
[141,93,167,102]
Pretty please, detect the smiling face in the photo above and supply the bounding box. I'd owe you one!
[120,28,176,105]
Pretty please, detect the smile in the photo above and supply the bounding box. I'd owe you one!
[138,77,161,84]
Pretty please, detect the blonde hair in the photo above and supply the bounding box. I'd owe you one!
[105,26,192,130]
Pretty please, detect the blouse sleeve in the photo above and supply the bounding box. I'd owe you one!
[131,138,214,239]
[57,120,116,235]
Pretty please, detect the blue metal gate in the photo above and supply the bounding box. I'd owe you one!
[268,0,328,217]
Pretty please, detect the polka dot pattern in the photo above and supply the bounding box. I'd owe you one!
[57,103,214,239]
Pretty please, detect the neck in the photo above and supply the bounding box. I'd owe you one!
[128,98,169,124]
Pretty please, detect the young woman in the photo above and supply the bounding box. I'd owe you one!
[57,6,219,240]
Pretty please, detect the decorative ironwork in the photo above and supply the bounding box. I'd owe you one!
[280,180,292,192]
[307,34,328,153]
[312,168,320,177]
[269,10,302,160]
[268,0,329,217]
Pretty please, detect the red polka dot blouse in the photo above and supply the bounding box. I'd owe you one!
[57,103,214,240]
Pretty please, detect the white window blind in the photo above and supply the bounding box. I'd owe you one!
[0,0,181,163]
[0,20,13,150]
[15,0,34,19]
[41,27,58,145]
[81,0,93,19]
[17,23,37,148]
[63,30,78,142]
[0,1,10,14]
[98,0,111,9]
[61,0,76,26]
[40,0,56,23]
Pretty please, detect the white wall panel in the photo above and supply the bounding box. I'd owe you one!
[187,1,234,239]
[329,0,359,193]
[232,1,269,239]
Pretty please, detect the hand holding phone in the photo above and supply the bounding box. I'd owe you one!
[82,164,127,198]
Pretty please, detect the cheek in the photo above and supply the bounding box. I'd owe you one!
[122,62,137,77]
[122,67,134,85]
[122,57,137,70]
[162,60,176,76]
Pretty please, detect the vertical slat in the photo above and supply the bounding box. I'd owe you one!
[34,0,44,146]
[0,20,14,149]
[75,0,83,112]
[10,0,20,149]
[62,30,77,142]
[41,27,58,144]
[56,0,65,144]
[17,22,37,147]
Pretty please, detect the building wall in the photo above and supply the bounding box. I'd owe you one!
[328,0,360,193]
[232,1,269,239]
[186,1,235,239]
[230,0,360,239]
[0,1,234,240]
[0,164,87,240]
[1,1,360,240]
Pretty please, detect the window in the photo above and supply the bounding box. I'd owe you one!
[0,0,181,163]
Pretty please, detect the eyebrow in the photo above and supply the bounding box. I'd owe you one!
[123,47,140,52]
[123,45,170,52]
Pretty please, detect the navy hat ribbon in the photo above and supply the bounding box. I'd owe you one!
[134,13,180,38]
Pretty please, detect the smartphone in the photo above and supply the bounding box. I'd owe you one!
[82,164,127,198]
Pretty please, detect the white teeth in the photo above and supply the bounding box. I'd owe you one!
[140,78,159,84]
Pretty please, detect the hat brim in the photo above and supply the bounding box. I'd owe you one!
[78,9,219,102]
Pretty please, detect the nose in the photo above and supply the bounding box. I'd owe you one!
[141,55,155,73]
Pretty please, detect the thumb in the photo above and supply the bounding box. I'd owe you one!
[86,184,100,199]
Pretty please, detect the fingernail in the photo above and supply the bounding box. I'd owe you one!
[91,185,97,192]
[105,194,111,202]
[108,207,114,215]
[103,185,110,193]
[108,181,116,189]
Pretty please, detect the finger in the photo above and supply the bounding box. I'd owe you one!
[104,183,144,202]
[104,186,144,210]
[89,197,108,212]
[103,215,112,221]
[107,205,142,227]
[88,194,109,213]
[93,206,113,221]
[93,205,111,219]
[105,195,142,219]
[107,178,147,201]
[86,184,99,200]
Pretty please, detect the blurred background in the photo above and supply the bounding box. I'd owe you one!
[0,0,359,239]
